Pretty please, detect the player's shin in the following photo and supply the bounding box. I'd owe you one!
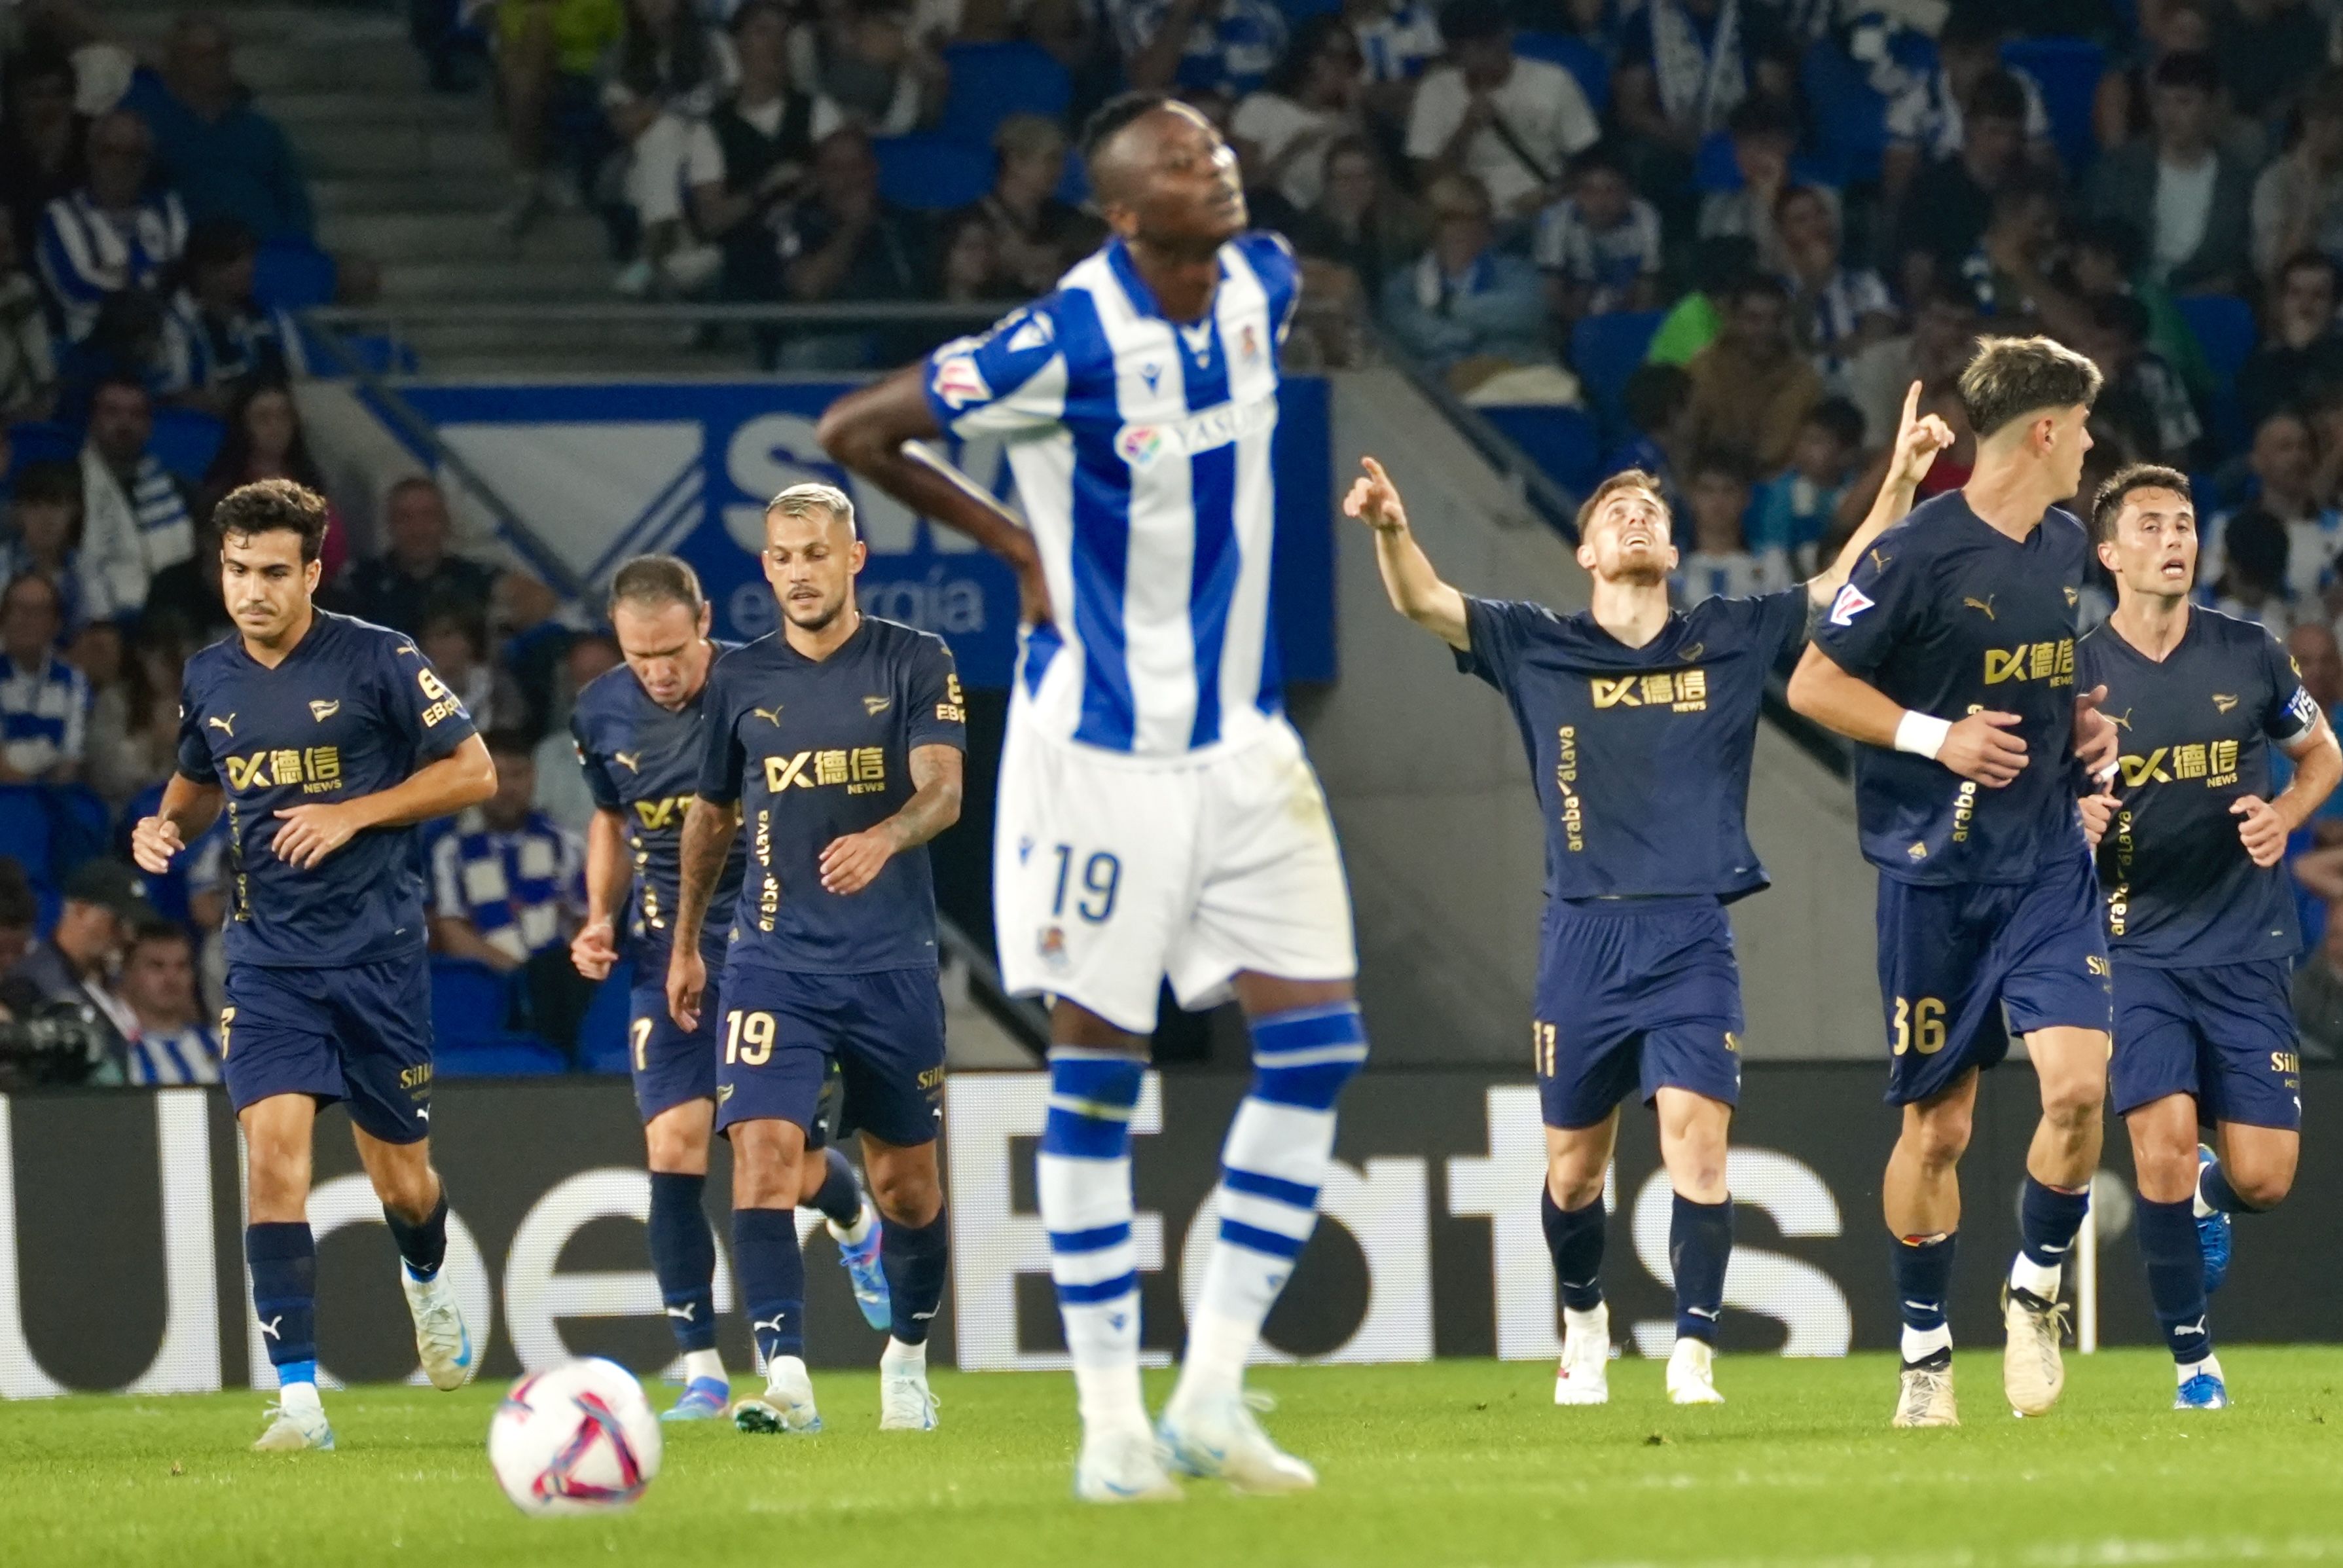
[734,1207,810,1400]
[647,1171,721,1376]
[879,1208,949,1353]
[1175,1003,1368,1404]
[1670,1194,1733,1343]
[1541,1184,1608,1313]
[1039,1048,1150,1436]
[247,1221,321,1405]
[1892,1232,1957,1365]
[2010,1176,2092,1302]
[811,1148,865,1231]
[2136,1197,2215,1375]
[384,1190,449,1283]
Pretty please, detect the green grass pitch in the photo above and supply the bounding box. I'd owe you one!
[9,1350,2343,1568]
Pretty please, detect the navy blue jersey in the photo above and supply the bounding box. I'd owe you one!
[175,611,479,968]
[571,642,746,966]
[1811,493,2090,884]
[697,615,966,973]
[1457,589,1809,901]
[2080,610,2319,967]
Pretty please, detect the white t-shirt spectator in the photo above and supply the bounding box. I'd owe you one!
[1229,92,1349,211]
[2152,155,2219,281]
[1406,57,1599,214]
[0,651,87,776]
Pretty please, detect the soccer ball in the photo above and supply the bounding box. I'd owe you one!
[488,1358,663,1516]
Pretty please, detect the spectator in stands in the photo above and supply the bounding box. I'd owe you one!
[1845,279,1977,451]
[0,858,151,1078]
[35,109,187,347]
[123,18,313,250]
[1108,0,1290,98]
[1776,183,1893,385]
[156,219,304,415]
[0,573,86,782]
[683,1,841,305]
[140,520,230,647]
[1344,0,1440,113]
[1404,0,1599,223]
[606,0,735,292]
[1535,143,1662,330]
[75,379,194,623]
[1895,69,2028,309]
[1673,449,1782,604]
[422,603,523,731]
[113,921,219,1085]
[429,729,592,1051]
[495,0,628,236]
[1379,170,1550,384]
[1604,362,1691,494]
[0,48,86,262]
[2242,251,2343,435]
[0,208,56,422]
[2087,50,2253,296]
[958,113,1097,297]
[344,476,496,635]
[793,0,946,134]
[2213,0,2325,140]
[1682,274,1821,475]
[2094,0,2217,156]
[1750,396,1861,575]
[2206,410,2336,605]
[532,630,621,832]
[771,126,929,370]
[1881,11,2054,205]
[1293,134,1423,302]
[1230,16,1366,219]
[1967,168,2063,321]
[0,858,34,976]
[198,382,349,585]
[2083,291,2206,469]
[85,623,183,807]
[495,568,575,738]
[0,461,97,632]
[935,209,1004,301]
[1645,232,1754,366]
[2200,506,2294,634]
[1612,0,1792,223]
[1695,95,1800,272]
[2290,911,2343,1059]
[2251,70,2343,286]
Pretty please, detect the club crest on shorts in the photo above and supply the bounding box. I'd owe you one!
[1038,925,1070,972]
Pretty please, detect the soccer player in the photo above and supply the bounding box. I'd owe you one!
[128,479,496,1451]
[1787,337,2122,1427]
[2074,465,2340,1410]
[666,484,962,1436]
[820,91,1366,1501]
[1347,384,1952,1406]
[568,554,889,1423]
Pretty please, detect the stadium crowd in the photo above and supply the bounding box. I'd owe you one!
[10,0,2343,1084]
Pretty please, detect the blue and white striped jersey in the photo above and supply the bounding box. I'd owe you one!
[923,231,1300,759]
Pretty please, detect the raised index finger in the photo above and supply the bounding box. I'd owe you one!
[1900,379,1921,431]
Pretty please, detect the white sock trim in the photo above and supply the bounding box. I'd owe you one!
[1900,1323,1952,1364]
[2009,1252,2062,1301]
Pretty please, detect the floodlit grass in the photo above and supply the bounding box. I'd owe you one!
[7,1349,2342,1567]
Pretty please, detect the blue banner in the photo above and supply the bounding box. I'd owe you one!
[393,378,1334,689]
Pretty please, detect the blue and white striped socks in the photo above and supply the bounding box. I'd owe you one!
[1040,1048,1149,1432]
[1177,1002,1366,1403]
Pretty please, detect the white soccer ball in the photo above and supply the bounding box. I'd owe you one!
[488,1358,663,1516]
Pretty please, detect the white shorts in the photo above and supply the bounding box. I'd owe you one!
[994,715,1358,1034]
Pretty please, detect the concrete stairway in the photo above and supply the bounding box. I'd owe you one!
[117,0,754,376]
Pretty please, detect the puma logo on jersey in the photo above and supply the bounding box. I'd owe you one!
[1868,548,1891,574]
[863,695,892,716]
[2109,708,2134,731]
[613,751,642,773]
[2213,693,2239,714]
[308,700,339,721]
[1963,594,1996,619]
[208,714,236,737]
[396,644,419,657]
[752,706,784,725]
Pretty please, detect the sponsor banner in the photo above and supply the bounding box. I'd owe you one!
[388,380,1336,689]
[3,1068,2334,1396]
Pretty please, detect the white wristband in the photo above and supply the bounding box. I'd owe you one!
[1894,711,1952,760]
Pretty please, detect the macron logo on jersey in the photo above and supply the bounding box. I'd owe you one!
[1828,582,1874,627]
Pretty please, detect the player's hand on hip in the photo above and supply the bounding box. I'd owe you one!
[571,918,618,981]
[130,815,184,876]
[666,948,706,1032]
[2071,684,2120,780]
[1938,710,2027,786]
[1342,456,1408,533]
[818,826,896,896]
[270,801,365,869]
[2078,786,2119,850]
[2231,793,2290,867]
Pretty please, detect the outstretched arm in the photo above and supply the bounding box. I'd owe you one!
[817,365,1051,623]
[1809,380,1953,604]
[1342,456,1469,649]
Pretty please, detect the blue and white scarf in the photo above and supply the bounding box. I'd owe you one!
[1650,0,1745,136]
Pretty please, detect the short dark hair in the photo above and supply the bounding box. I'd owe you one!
[1688,447,1754,485]
[483,729,536,763]
[2088,462,2192,545]
[1437,0,1508,45]
[1569,141,1627,183]
[1574,469,1669,534]
[1727,272,1791,308]
[608,554,706,617]
[1964,69,2029,125]
[183,215,258,278]
[1080,90,1174,163]
[1621,363,1692,434]
[9,460,79,509]
[2090,291,2152,344]
[1957,335,2103,439]
[2279,248,2342,292]
[213,477,330,563]
[128,918,191,955]
[2221,507,2289,589]
[2151,49,2221,96]
[1726,94,1798,142]
[1806,397,1866,452]
[2072,215,2145,276]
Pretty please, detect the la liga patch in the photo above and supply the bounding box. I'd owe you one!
[1827,582,1874,627]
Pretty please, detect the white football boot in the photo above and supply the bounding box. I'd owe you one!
[401,1264,473,1391]
[1665,1338,1726,1405]
[1159,1389,1317,1494]
[733,1355,823,1434]
[1073,1426,1183,1503]
[1554,1302,1611,1406]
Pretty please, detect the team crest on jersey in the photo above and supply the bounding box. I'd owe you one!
[1827,583,1873,627]
[863,695,892,716]
[1119,426,1166,469]
[309,699,339,721]
[1239,323,1260,363]
[2213,693,2239,714]
[931,353,991,410]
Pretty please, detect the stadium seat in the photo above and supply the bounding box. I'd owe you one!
[937,41,1072,145]
[875,133,996,211]
[0,786,55,890]
[2000,37,2104,173]
[1800,36,1890,187]
[1569,309,1667,435]
[1481,405,1602,496]
[252,237,339,312]
[297,325,420,379]
[147,405,226,479]
[2176,292,2256,452]
[6,420,77,475]
[1514,31,1609,116]
[437,1038,570,1078]
[575,960,636,1074]
[429,957,513,1045]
